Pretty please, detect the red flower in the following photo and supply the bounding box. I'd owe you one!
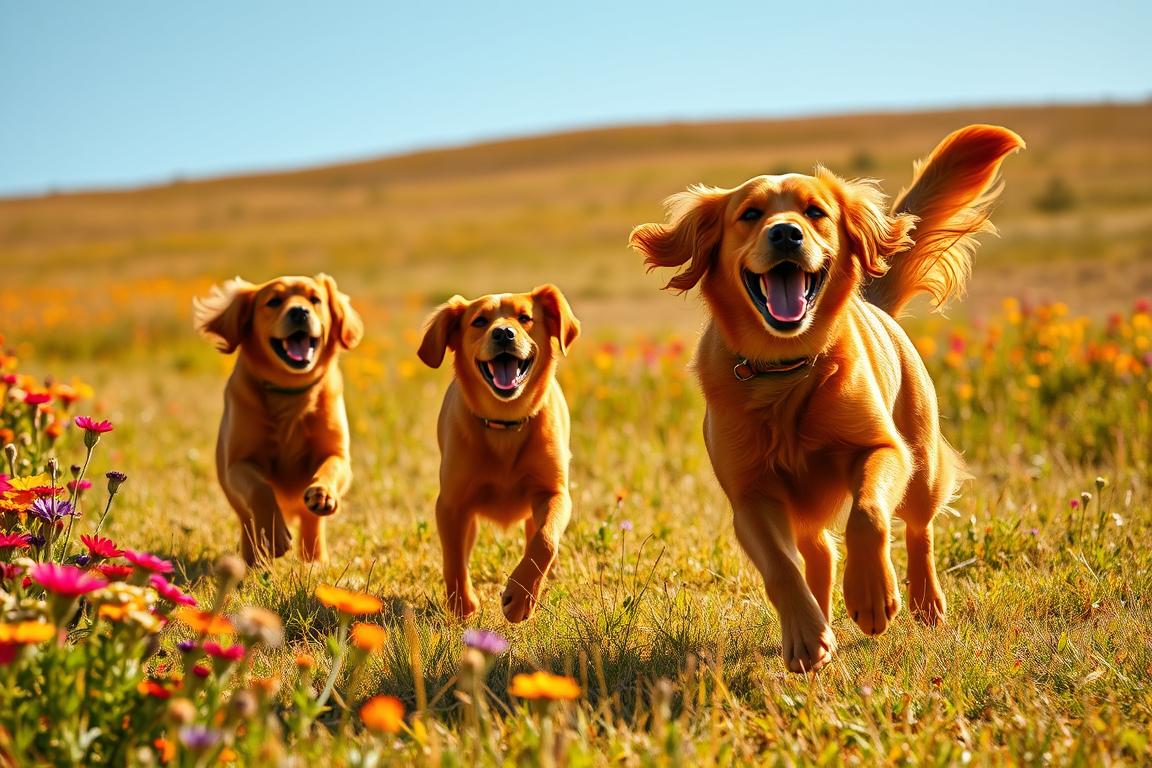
[29,563,107,597]
[138,679,173,699]
[203,641,245,661]
[74,416,114,433]
[81,534,123,559]
[96,563,134,581]
[123,549,173,574]
[149,574,197,606]
[0,533,32,550]
[23,392,52,405]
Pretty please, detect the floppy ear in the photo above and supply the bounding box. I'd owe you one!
[824,170,915,279]
[193,277,257,354]
[531,284,581,356]
[317,273,363,350]
[628,184,728,292]
[417,296,468,368]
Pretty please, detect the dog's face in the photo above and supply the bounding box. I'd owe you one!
[631,171,914,355]
[194,274,363,380]
[418,285,580,413]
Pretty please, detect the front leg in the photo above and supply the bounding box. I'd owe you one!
[226,460,291,565]
[437,498,480,619]
[843,444,910,635]
[502,491,571,623]
[732,496,836,673]
[304,454,352,516]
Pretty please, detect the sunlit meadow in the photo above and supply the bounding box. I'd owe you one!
[3,105,1152,765]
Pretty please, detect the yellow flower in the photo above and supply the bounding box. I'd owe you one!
[350,622,388,653]
[360,695,405,733]
[315,584,382,616]
[1024,374,1042,389]
[508,671,581,701]
[174,607,235,635]
[0,621,56,644]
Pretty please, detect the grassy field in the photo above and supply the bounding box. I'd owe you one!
[2,104,1152,765]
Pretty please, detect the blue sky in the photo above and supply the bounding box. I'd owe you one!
[1,0,1148,196]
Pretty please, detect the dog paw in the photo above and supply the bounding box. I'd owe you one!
[501,581,540,624]
[911,585,947,627]
[843,554,901,635]
[304,485,338,516]
[780,611,837,673]
[447,588,479,620]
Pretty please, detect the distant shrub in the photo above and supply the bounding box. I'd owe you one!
[850,150,876,173]
[1034,176,1076,213]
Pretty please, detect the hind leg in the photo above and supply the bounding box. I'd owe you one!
[906,522,945,625]
[899,445,955,626]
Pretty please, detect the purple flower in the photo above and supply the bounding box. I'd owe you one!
[105,471,127,494]
[619,520,634,533]
[463,628,510,655]
[178,725,221,751]
[29,497,75,523]
[177,640,198,654]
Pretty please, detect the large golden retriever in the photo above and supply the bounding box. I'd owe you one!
[193,274,363,565]
[418,285,580,622]
[630,125,1024,672]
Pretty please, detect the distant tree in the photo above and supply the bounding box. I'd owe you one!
[1034,176,1076,213]
[850,150,876,173]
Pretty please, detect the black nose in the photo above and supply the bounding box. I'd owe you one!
[288,306,310,323]
[492,326,516,344]
[768,222,804,250]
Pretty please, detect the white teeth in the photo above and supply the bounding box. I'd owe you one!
[804,271,812,294]
[760,274,771,298]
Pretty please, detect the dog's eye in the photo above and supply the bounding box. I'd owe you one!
[518,314,532,324]
[471,316,489,328]
[266,297,283,308]
[309,296,321,306]
[805,205,826,219]
[739,208,763,222]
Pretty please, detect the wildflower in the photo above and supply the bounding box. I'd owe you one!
[315,584,383,615]
[29,497,75,523]
[214,553,246,592]
[0,532,32,550]
[295,653,316,670]
[81,534,123,559]
[105,470,127,494]
[1070,498,1080,510]
[350,622,388,653]
[45,421,64,440]
[96,563,134,581]
[231,606,284,647]
[30,563,107,597]
[74,416,113,449]
[153,738,177,763]
[1095,476,1107,491]
[249,676,281,699]
[174,607,235,636]
[23,392,51,406]
[204,641,245,662]
[177,640,198,654]
[138,679,174,699]
[178,725,222,752]
[463,628,510,655]
[123,549,174,574]
[0,474,9,493]
[193,664,212,678]
[508,671,581,700]
[166,698,196,726]
[150,574,197,606]
[620,519,634,533]
[360,695,405,733]
[67,479,92,494]
[0,621,56,644]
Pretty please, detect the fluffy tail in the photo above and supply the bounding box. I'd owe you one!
[864,125,1025,316]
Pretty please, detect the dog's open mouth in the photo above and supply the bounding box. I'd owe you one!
[272,332,319,370]
[478,353,533,398]
[743,263,826,332]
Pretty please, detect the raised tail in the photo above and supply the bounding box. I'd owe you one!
[864,124,1025,316]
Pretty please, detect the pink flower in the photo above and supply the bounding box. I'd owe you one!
[80,534,123,559]
[0,533,32,550]
[123,549,173,574]
[0,475,10,494]
[67,479,93,493]
[74,416,114,433]
[150,574,197,606]
[29,563,107,597]
[203,641,245,661]
[96,563,133,581]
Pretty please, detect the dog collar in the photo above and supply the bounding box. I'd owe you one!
[260,378,322,396]
[477,416,529,432]
[732,355,815,381]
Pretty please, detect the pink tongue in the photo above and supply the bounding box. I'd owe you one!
[285,334,311,362]
[490,357,520,390]
[764,269,807,322]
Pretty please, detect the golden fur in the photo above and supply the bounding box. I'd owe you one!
[630,125,1024,672]
[194,274,363,564]
[418,285,580,622]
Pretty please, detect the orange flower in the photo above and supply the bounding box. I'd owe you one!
[360,695,405,733]
[295,653,316,670]
[508,671,581,701]
[174,607,235,635]
[0,621,56,644]
[153,737,176,763]
[350,622,388,653]
[315,584,382,615]
[218,747,238,763]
